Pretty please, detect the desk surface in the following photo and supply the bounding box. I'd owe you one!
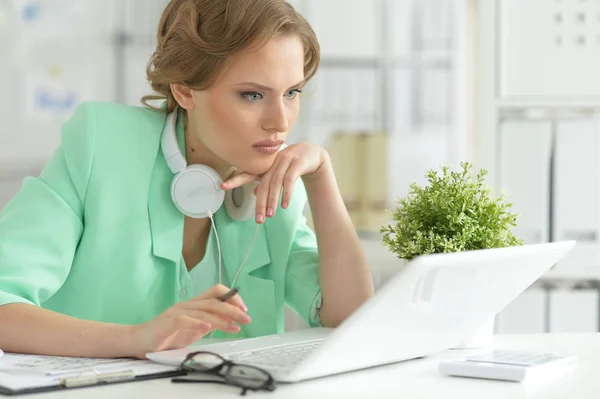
[15,333,600,399]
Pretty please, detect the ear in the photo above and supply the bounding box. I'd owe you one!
[170,83,196,110]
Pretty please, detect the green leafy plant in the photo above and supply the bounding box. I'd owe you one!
[381,162,523,260]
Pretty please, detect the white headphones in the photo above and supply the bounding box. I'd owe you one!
[160,108,256,221]
[161,107,260,336]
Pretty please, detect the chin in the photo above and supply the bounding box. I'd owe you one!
[234,154,277,176]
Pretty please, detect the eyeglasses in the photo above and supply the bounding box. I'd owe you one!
[171,351,277,396]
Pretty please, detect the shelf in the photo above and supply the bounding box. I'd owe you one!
[541,267,600,283]
[319,53,452,69]
[359,237,600,284]
[497,98,600,111]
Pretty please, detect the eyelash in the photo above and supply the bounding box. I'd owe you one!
[240,89,303,102]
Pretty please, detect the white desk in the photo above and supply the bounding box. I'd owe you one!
[30,333,600,399]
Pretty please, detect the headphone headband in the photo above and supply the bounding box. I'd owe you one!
[159,107,255,222]
[160,109,187,174]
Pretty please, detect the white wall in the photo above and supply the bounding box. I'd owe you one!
[0,0,468,211]
[474,0,600,333]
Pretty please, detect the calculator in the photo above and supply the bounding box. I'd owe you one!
[438,350,577,382]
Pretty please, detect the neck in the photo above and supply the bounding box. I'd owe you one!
[184,112,235,180]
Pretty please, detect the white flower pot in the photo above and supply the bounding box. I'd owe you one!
[452,317,495,349]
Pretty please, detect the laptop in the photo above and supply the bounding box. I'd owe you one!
[146,240,575,383]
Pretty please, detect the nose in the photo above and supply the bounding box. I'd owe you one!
[263,100,289,133]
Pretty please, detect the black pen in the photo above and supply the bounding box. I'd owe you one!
[218,287,239,302]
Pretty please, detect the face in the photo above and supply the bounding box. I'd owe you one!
[185,35,305,176]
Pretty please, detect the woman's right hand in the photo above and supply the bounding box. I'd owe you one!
[130,284,251,359]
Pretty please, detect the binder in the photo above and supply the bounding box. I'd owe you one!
[388,127,448,202]
[495,287,547,333]
[361,133,390,233]
[553,118,600,270]
[386,68,411,135]
[0,354,184,396]
[327,131,391,233]
[499,121,552,245]
[327,132,365,229]
[419,68,449,125]
[419,0,452,51]
[549,289,599,333]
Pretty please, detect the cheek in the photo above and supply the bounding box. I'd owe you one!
[287,103,300,126]
[206,98,260,137]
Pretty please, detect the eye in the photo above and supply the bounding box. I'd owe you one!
[241,92,263,102]
[285,89,302,99]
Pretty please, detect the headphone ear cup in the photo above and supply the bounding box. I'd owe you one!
[170,165,225,218]
[224,181,258,221]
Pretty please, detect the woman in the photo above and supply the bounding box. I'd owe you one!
[0,0,373,359]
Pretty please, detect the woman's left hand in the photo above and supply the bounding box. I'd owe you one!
[220,142,329,224]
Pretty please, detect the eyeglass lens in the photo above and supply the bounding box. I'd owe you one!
[185,352,273,391]
[227,365,271,389]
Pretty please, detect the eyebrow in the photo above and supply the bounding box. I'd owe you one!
[235,80,305,91]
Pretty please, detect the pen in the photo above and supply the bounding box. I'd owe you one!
[60,370,135,388]
[217,287,239,302]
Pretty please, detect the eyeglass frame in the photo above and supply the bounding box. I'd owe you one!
[172,350,277,396]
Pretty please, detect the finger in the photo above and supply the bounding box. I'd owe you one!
[266,155,294,218]
[195,284,247,312]
[182,309,241,333]
[175,314,212,331]
[221,172,259,190]
[175,313,212,330]
[173,328,210,350]
[169,315,212,348]
[193,299,253,325]
[281,159,301,209]
[182,297,251,325]
[254,159,280,224]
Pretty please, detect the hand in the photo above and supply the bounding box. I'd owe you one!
[221,142,329,224]
[131,284,251,359]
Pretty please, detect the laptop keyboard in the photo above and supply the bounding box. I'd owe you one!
[225,339,325,371]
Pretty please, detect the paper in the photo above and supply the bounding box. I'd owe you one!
[0,353,180,392]
[0,353,175,376]
[22,64,95,122]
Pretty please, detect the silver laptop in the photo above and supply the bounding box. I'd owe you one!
[146,240,575,383]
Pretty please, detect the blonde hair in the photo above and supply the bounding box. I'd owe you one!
[142,0,320,112]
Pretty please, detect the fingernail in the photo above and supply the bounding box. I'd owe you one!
[282,201,288,209]
[229,323,241,332]
[200,322,212,330]
[256,214,264,224]
[266,207,274,217]
[241,314,252,323]
[221,182,228,189]
[239,304,248,313]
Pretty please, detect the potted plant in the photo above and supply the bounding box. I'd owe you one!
[380,162,523,348]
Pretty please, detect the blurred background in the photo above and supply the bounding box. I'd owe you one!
[1,0,600,334]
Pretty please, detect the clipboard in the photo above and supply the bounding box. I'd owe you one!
[0,354,186,396]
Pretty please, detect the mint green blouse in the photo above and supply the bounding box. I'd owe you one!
[0,102,323,339]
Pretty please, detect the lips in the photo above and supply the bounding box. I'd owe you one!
[252,139,284,154]
[253,139,284,147]
[252,140,283,154]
